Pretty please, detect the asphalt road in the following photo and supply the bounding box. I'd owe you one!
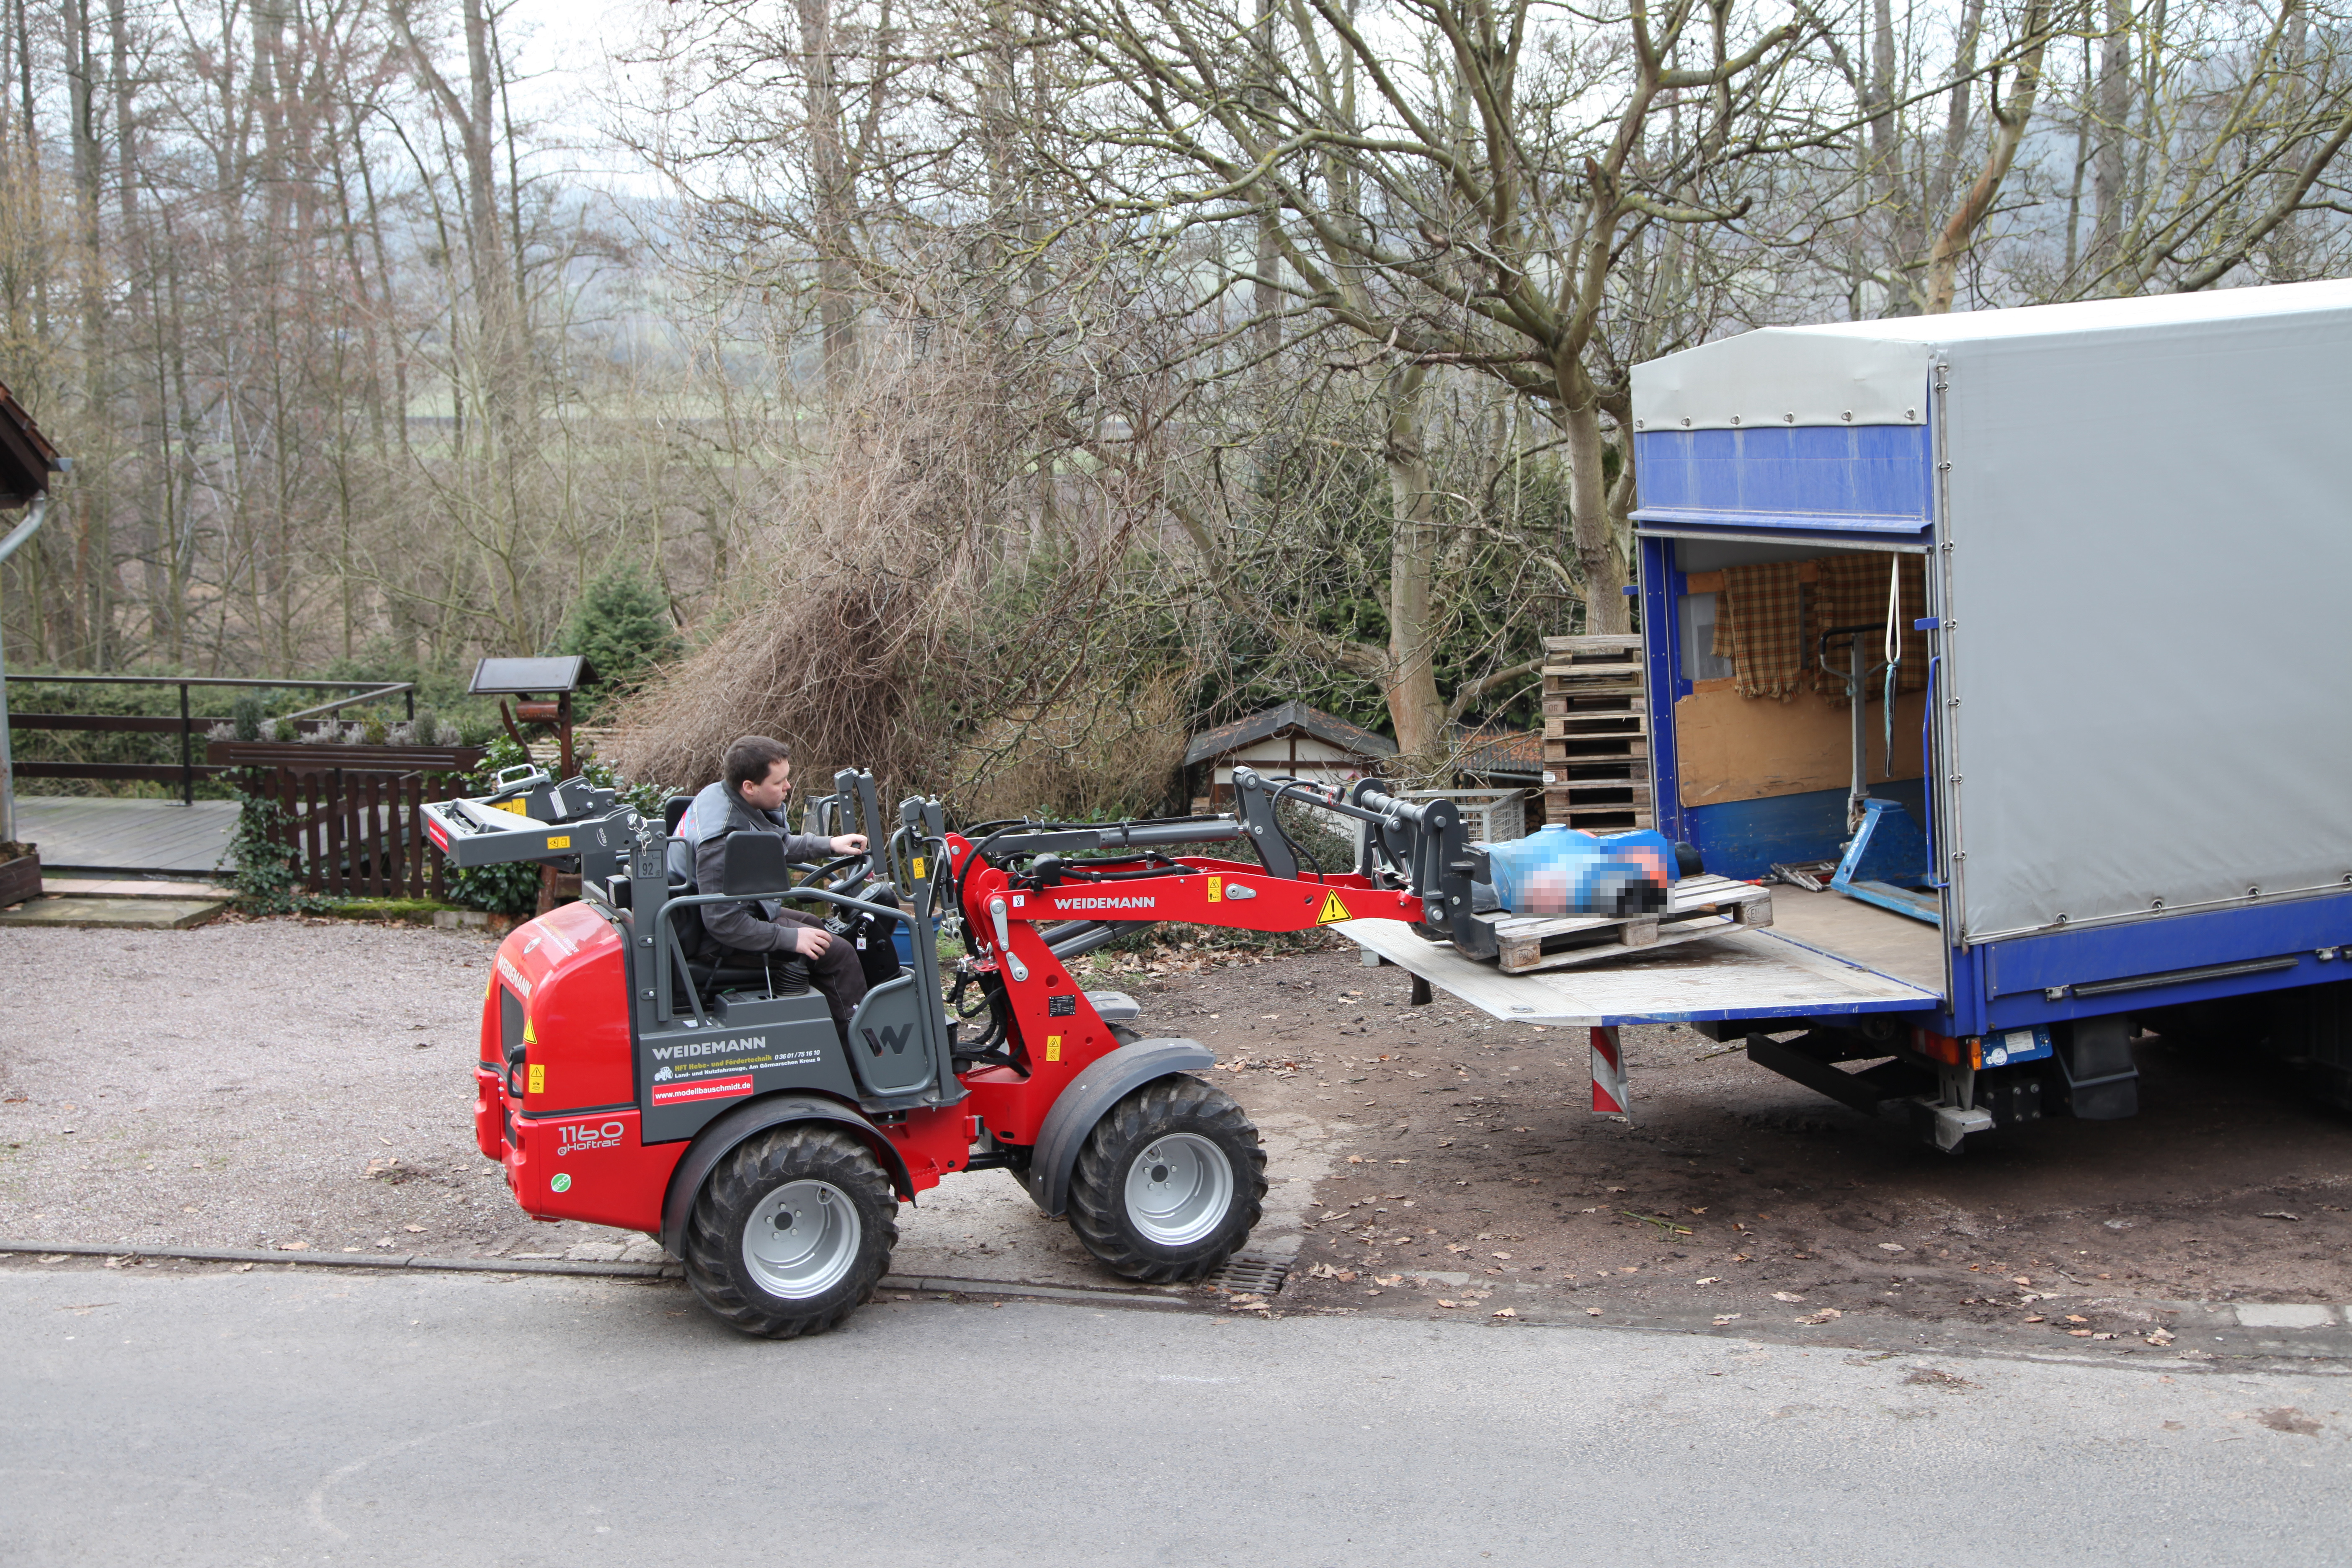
[5,1265,2347,1566]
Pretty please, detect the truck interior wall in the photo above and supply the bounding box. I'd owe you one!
[1661,538,1935,883]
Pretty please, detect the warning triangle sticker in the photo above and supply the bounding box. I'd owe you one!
[1315,890,1353,925]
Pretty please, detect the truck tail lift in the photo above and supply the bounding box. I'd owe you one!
[425,763,1483,1338]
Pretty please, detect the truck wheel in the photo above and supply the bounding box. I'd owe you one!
[1068,1075,1266,1283]
[683,1124,897,1338]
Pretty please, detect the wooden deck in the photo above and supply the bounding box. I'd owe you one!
[13,796,241,876]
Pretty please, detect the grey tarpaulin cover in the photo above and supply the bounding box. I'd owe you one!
[1632,280,2352,943]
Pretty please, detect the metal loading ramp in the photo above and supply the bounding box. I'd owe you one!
[1336,919,1940,1029]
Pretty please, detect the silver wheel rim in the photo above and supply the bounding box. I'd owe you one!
[742,1179,862,1300]
[1123,1132,1233,1248]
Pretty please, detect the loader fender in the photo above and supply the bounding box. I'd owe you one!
[659,1093,914,1261]
[1025,1037,1216,1219]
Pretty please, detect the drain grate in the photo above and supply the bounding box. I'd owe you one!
[1207,1255,1290,1295]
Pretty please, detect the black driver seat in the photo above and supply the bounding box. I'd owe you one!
[665,802,813,1008]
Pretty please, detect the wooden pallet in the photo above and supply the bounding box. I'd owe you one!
[1477,875,1772,975]
[1540,634,1653,832]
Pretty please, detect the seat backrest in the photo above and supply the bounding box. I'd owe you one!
[720,831,792,896]
[663,795,695,836]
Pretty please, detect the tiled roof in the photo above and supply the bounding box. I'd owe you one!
[0,380,63,507]
[1184,701,1398,766]
[1452,726,1542,779]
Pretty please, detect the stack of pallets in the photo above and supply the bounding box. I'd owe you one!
[1540,633,1651,833]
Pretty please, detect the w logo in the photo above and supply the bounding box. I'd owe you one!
[861,1023,914,1057]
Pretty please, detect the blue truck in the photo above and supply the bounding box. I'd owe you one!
[1345,280,2352,1152]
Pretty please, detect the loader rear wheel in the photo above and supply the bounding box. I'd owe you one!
[1068,1075,1265,1283]
[684,1124,897,1338]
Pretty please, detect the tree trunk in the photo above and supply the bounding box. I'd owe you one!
[2089,0,2132,279]
[1559,379,1627,634]
[1924,3,2052,313]
[797,0,860,407]
[1381,364,1445,764]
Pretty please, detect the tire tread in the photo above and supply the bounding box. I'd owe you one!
[1068,1075,1266,1283]
[684,1124,898,1338]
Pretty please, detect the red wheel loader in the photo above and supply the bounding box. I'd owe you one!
[424,765,1490,1337]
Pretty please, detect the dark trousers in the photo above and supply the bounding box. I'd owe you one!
[773,908,869,1039]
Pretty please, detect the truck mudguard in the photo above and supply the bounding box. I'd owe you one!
[1023,1037,1216,1220]
[658,1093,914,1260]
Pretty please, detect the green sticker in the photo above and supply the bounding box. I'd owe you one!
[550,1173,573,1193]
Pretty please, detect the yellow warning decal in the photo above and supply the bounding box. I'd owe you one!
[1315,890,1353,925]
[527,1064,545,1095]
[523,1019,537,1044]
[1045,1035,1062,1063]
[545,835,570,849]
[1206,875,1222,902]
[912,856,928,881]
[491,798,531,816]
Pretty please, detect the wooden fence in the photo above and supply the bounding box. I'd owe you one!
[208,742,483,897]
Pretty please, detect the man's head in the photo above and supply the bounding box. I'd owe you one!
[724,735,792,813]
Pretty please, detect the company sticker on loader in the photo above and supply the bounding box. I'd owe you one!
[650,1075,754,1106]
[550,1173,573,1193]
[647,1034,823,1083]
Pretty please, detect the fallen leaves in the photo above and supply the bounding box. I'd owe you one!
[1796,1308,1843,1326]
[1437,1298,1459,1309]
[1305,1262,1358,1283]
[1585,1307,1603,1316]
[2259,1211,2303,1222]
[1712,1313,1742,1326]
[1902,1367,1975,1392]
[1877,1242,1906,1253]
[1771,1291,1805,1303]
[1491,1307,1517,1319]
[1694,1276,1722,1285]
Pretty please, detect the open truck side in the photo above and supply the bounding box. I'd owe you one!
[1347,279,2352,1150]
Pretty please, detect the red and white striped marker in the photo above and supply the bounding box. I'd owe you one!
[1589,1025,1627,1115]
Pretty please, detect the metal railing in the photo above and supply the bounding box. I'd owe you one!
[4,675,415,805]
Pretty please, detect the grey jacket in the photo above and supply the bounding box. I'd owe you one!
[687,785,836,956]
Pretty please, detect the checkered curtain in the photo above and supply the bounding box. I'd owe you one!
[1809,553,1929,701]
[1712,560,1806,699]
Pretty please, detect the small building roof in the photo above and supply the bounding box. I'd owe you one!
[0,381,64,507]
[1452,726,1541,780]
[1184,701,1397,767]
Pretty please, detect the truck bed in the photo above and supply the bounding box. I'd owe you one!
[1340,917,1940,1029]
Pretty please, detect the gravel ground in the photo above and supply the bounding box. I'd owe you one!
[0,915,654,1262]
[7,914,2350,1342]
[1109,945,2352,1340]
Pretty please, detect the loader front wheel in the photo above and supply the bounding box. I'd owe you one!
[1068,1075,1265,1283]
[684,1124,897,1338]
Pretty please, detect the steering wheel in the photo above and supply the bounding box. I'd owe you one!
[795,852,871,892]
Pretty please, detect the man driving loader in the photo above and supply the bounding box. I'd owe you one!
[679,735,877,1039]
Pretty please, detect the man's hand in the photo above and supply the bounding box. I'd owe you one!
[830,833,868,855]
[794,926,835,959]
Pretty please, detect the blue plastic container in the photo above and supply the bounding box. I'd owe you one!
[1483,825,1677,917]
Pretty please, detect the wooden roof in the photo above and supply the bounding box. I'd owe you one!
[1184,701,1397,766]
[0,381,62,507]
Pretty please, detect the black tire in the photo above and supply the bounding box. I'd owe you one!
[684,1124,897,1338]
[1068,1075,1266,1283]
